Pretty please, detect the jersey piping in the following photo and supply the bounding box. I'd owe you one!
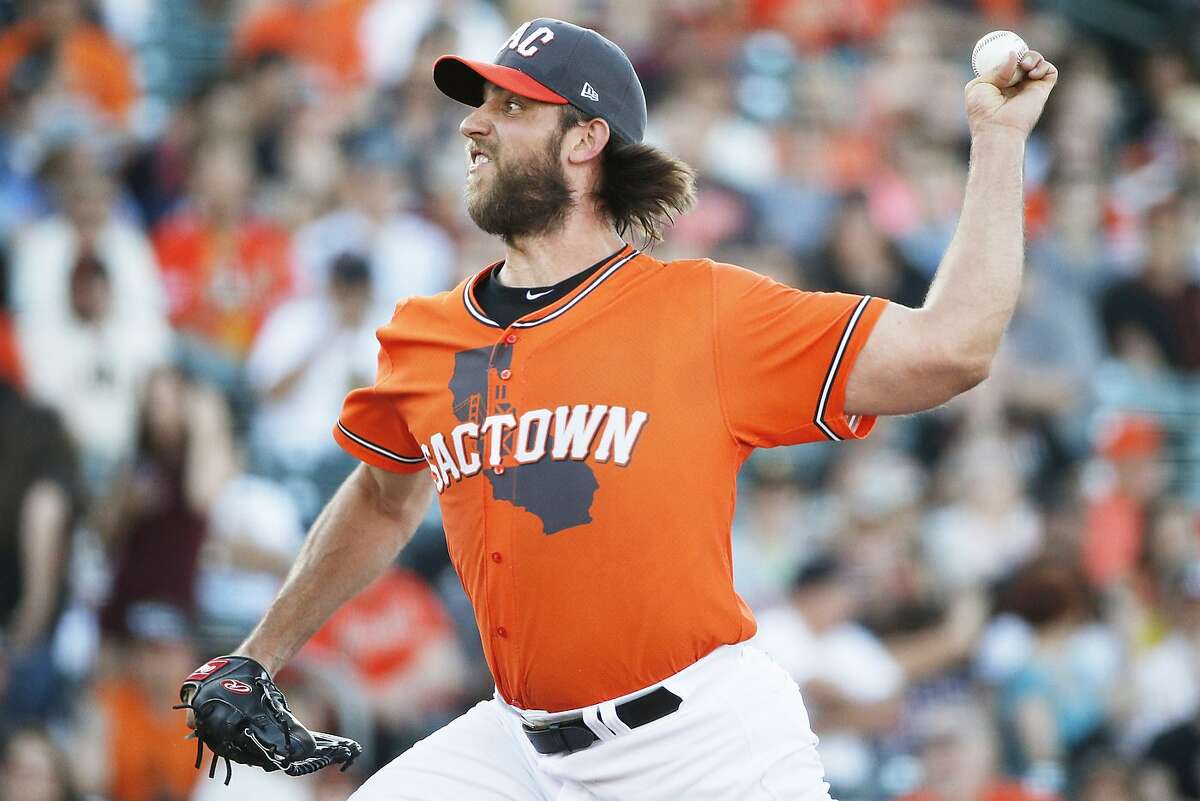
[336,420,425,464]
[462,246,639,329]
[814,294,872,441]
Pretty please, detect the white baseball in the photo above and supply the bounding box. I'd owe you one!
[972,30,1028,87]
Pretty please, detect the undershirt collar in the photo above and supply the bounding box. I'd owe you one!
[475,246,627,329]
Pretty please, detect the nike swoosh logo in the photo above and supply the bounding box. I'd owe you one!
[525,289,554,300]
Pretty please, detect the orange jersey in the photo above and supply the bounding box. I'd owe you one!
[334,245,886,711]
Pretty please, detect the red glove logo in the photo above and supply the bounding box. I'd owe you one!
[186,658,230,681]
[220,679,253,694]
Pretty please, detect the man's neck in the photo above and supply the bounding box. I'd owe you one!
[496,216,626,288]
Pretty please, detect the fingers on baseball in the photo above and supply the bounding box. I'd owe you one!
[1021,50,1053,81]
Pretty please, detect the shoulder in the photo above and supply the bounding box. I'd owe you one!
[376,279,472,335]
[622,253,763,294]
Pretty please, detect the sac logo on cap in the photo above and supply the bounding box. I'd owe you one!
[503,21,556,58]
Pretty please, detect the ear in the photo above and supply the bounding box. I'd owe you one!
[565,117,610,165]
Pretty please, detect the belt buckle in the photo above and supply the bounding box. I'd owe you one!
[520,719,556,733]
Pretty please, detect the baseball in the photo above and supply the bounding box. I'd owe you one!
[972,30,1029,87]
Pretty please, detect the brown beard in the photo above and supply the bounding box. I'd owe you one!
[466,129,574,242]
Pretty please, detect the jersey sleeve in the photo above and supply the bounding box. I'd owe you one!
[710,261,888,448]
[332,309,428,474]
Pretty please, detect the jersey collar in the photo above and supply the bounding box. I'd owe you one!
[462,244,638,329]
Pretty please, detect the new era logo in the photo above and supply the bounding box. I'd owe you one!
[581,82,599,102]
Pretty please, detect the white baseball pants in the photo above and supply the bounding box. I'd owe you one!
[349,644,834,801]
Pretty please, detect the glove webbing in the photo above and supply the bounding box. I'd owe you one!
[173,676,300,786]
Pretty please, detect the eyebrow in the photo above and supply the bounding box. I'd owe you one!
[482,83,512,102]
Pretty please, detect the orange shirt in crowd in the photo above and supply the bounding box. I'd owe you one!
[1083,491,1143,587]
[153,213,293,360]
[305,568,457,694]
[0,20,136,121]
[899,782,1058,801]
[233,0,371,87]
[334,246,885,711]
[95,679,197,801]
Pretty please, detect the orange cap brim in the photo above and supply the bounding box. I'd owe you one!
[433,55,568,106]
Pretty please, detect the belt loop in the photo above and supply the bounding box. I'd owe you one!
[598,700,633,736]
[580,704,617,742]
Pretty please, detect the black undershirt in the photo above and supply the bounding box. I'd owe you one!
[475,246,626,328]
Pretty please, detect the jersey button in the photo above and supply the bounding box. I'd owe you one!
[499,368,513,380]
[493,465,505,475]
[504,333,518,345]
[496,626,508,638]
[491,551,503,563]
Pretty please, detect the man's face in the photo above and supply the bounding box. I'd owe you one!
[461,84,574,241]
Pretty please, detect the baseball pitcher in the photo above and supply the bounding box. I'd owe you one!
[177,17,1056,801]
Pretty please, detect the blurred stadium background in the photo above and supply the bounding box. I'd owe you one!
[0,0,1198,800]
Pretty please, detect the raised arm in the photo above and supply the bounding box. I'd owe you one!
[236,464,433,674]
[845,50,1057,417]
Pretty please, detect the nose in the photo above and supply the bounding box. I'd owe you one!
[460,106,491,140]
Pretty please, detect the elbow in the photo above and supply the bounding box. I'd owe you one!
[953,353,993,393]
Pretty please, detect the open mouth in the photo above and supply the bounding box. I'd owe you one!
[468,146,492,172]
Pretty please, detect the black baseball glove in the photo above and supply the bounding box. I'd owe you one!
[175,655,362,785]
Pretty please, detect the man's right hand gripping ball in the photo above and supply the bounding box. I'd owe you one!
[176,655,362,785]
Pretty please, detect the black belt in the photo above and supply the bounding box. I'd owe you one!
[521,686,683,755]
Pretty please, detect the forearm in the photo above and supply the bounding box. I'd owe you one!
[921,128,1027,370]
[12,481,69,649]
[237,466,428,674]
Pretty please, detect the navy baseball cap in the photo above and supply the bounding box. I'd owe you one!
[433,18,648,144]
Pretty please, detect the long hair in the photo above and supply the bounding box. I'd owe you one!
[561,107,696,247]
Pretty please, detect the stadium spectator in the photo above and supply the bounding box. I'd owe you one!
[152,138,293,363]
[0,0,137,124]
[897,700,1060,801]
[922,434,1043,591]
[813,193,930,309]
[0,380,76,728]
[11,141,166,321]
[11,143,170,485]
[752,554,904,797]
[77,602,198,801]
[0,728,82,801]
[302,566,469,761]
[195,470,303,645]
[1099,197,1200,372]
[990,560,1122,791]
[19,250,171,490]
[291,138,456,304]
[1082,414,1169,589]
[1126,560,1200,754]
[245,252,380,516]
[98,367,236,637]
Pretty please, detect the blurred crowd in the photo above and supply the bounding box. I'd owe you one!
[0,1,1197,800]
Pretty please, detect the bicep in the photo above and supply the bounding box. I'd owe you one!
[844,303,986,417]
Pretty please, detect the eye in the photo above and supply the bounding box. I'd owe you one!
[504,99,522,114]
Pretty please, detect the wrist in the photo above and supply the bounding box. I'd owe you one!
[233,643,285,676]
[970,124,1028,149]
